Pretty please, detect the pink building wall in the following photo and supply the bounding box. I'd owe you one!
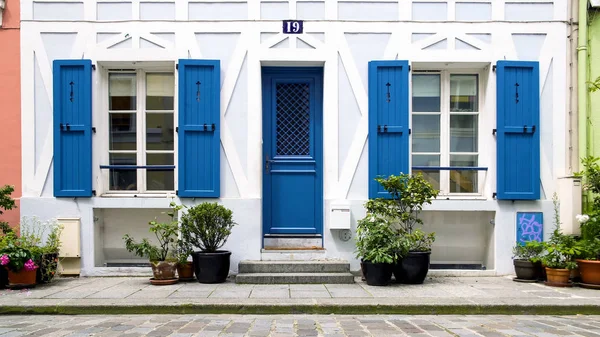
[0,0,21,227]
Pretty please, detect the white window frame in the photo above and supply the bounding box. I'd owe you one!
[411,69,486,197]
[103,68,176,195]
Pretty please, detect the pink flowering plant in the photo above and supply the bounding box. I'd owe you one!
[0,234,39,272]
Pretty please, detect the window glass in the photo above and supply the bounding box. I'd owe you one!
[412,115,441,152]
[146,154,174,191]
[109,153,137,190]
[412,74,440,112]
[109,113,136,150]
[450,115,478,152]
[146,113,174,150]
[450,75,478,112]
[109,73,136,110]
[450,154,478,193]
[146,73,175,110]
[412,154,440,190]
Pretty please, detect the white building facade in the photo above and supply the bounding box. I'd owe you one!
[20,0,574,276]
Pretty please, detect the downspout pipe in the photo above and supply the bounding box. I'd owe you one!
[579,0,589,165]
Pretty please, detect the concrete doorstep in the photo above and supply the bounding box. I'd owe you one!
[2,275,600,315]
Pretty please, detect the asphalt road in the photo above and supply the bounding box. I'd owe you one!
[1,314,600,336]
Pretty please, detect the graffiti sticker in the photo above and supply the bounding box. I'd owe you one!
[516,212,543,244]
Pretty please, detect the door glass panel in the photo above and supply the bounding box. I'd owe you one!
[412,74,440,112]
[275,83,310,156]
[109,73,136,111]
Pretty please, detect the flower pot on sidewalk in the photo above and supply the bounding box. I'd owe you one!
[577,259,600,285]
[7,268,37,288]
[545,267,570,287]
[177,261,194,280]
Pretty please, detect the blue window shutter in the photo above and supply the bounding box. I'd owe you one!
[368,61,410,199]
[177,59,220,197]
[53,60,93,197]
[496,61,540,200]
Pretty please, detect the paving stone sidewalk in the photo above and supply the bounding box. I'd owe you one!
[2,276,600,315]
[2,314,600,336]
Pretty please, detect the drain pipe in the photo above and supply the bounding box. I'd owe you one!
[578,0,589,166]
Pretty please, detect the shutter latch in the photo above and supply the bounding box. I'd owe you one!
[492,129,497,136]
[92,127,96,134]
[532,125,536,134]
[212,123,215,131]
[492,192,497,199]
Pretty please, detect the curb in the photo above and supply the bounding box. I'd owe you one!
[2,304,600,315]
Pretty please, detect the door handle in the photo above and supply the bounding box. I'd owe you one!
[265,155,272,172]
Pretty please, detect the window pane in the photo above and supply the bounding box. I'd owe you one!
[146,73,175,110]
[412,154,440,190]
[450,115,478,152]
[146,113,174,150]
[109,73,136,111]
[450,154,478,193]
[109,113,136,150]
[146,154,174,191]
[412,115,440,152]
[109,153,137,191]
[450,75,478,112]
[412,74,440,112]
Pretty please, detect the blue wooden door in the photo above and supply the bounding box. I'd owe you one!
[262,67,323,235]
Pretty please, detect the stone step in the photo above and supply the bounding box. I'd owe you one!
[263,237,323,250]
[260,249,327,261]
[239,260,350,274]
[235,272,355,284]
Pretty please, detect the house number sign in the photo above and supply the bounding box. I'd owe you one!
[283,20,303,34]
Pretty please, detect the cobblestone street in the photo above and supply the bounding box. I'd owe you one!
[1,315,600,337]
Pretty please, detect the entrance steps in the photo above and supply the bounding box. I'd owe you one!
[236,260,354,284]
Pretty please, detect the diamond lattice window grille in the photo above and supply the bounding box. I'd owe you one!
[276,83,311,156]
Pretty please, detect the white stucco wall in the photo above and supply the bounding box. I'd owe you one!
[20,0,571,276]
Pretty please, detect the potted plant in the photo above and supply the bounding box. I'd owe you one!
[0,233,39,288]
[0,185,16,289]
[512,240,544,281]
[37,223,63,284]
[180,202,236,284]
[175,239,194,281]
[123,202,180,285]
[576,237,600,285]
[356,209,406,286]
[370,173,439,284]
[541,194,580,287]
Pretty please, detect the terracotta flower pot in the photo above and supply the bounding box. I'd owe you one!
[545,267,570,286]
[177,261,194,280]
[150,261,177,280]
[577,259,600,285]
[6,268,37,288]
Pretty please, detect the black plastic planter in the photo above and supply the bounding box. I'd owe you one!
[0,267,7,289]
[513,259,537,280]
[192,250,231,283]
[362,261,393,286]
[394,251,431,284]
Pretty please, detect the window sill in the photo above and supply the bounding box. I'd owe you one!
[100,193,175,198]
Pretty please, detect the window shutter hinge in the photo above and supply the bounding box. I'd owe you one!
[92,127,96,134]
[176,190,179,196]
[492,192,497,199]
[176,64,178,70]
[492,65,496,72]
[92,190,97,196]
[175,127,178,133]
[492,128,497,136]
[92,64,96,71]
[408,65,411,71]
[408,128,412,135]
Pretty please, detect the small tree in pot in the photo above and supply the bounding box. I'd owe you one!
[180,202,236,283]
[371,173,439,284]
[123,202,180,284]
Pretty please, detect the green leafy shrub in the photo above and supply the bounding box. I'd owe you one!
[356,215,407,264]
[512,241,544,263]
[123,202,181,262]
[541,194,579,270]
[180,202,236,252]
